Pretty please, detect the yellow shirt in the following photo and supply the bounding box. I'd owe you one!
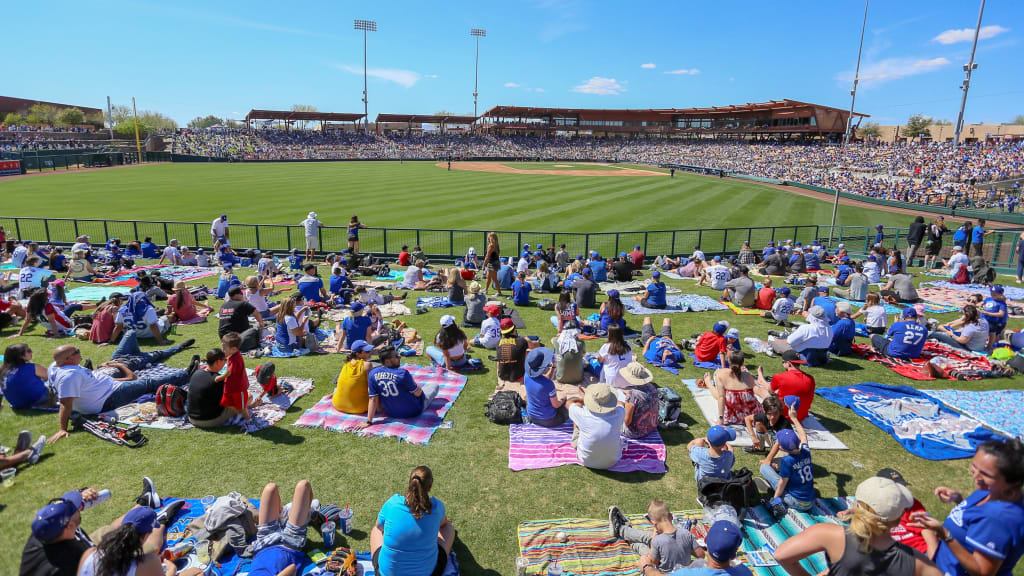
[332,359,369,414]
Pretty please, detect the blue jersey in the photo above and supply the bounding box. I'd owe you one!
[297,275,325,302]
[511,280,532,305]
[497,265,514,290]
[886,321,928,359]
[779,445,814,502]
[524,374,558,421]
[983,297,1008,329]
[803,252,820,270]
[835,265,852,285]
[645,282,666,307]
[329,274,352,295]
[368,366,424,418]
[288,254,304,271]
[972,226,985,244]
[341,315,372,348]
[588,261,608,282]
[934,490,1024,576]
[140,242,159,259]
[829,318,856,356]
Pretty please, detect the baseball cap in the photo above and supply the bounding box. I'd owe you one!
[651,270,661,278]
[901,307,918,319]
[795,242,803,247]
[350,339,374,353]
[221,214,228,220]
[713,255,721,262]
[867,255,876,262]
[712,321,729,335]
[840,256,849,262]
[576,254,584,260]
[705,521,744,563]
[123,507,160,535]
[877,467,909,486]
[170,239,178,245]
[992,285,1005,294]
[953,245,963,251]
[726,328,740,339]
[855,477,913,523]
[776,428,801,451]
[197,248,205,253]
[350,302,366,314]
[523,244,530,249]
[308,211,317,218]
[582,267,592,277]
[838,243,846,248]
[31,490,84,542]
[500,317,516,334]
[777,286,791,296]
[607,289,620,299]
[483,304,501,317]
[635,245,642,249]
[526,347,554,378]
[500,257,508,263]
[780,349,806,364]
[707,425,737,446]
[876,224,884,229]
[619,252,627,258]
[836,301,853,315]
[808,305,826,318]
[440,314,456,327]
[817,286,828,293]
[521,250,530,258]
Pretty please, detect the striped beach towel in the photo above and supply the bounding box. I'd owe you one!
[293,364,466,445]
[508,423,667,473]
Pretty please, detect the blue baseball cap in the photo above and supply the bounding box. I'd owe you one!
[705,520,744,563]
[196,248,205,253]
[523,244,530,249]
[607,289,620,299]
[867,255,876,262]
[582,267,592,277]
[521,250,530,258]
[500,257,508,263]
[635,245,642,249]
[350,302,366,313]
[619,252,627,258]
[31,490,83,542]
[713,255,721,262]
[537,244,544,249]
[707,425,737,446]
[992,285,1005,294]
[713,321,729,335]
[795,242,803,247]
[123,506,160,535]
[350,339,374,353]
[839,256,849,262]
[576,254,584,260]
[221,214,228,220]
[651,270,661,278]
[777,286,791,296]
[876,224,884,229]
[901,307,918,318]
[777,429,801,451]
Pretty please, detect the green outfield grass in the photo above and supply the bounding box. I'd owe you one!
[1,162,1019,575]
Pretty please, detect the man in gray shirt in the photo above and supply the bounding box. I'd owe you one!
[723,267,756,307]
[833,264,869,301]
[794,276,819,313]
[880,266,918,302]
[609,500,702,573]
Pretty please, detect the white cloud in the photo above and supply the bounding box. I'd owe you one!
[336,64,421,88]
[504,82,521,88]
[664,68,700,75]
[533,88,545,92]
[423,74,439,79]
[640,62,656,69]
[571,76,626,95]
[933,25,1009,44]
[836,55,952,86]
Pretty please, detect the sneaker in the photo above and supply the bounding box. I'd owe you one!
[743,445,767,455]
[186,354,201,378]
[180,338,196,349]
[27,436,45,465]
[15,430,32,453]
[767,330,784,338]
[137,477,161,508]
[608,505,629,539]
[83,359,94,370]
[156,499,186,526]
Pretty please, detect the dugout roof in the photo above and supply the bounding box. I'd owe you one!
[244,110,365,123]
[375,114,478,125]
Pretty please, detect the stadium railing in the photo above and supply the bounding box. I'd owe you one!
[3,216,1020,273]
[3,151,171,173]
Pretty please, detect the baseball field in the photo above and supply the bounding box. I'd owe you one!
[0,161,1016,575]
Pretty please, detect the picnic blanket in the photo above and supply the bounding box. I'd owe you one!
[353,279,398,289]
[377,268,436,282]
[598,280,682,295]
[923,280,1024,300]
[416,296,465,308]
[682,379,848,450]
[922,389,1024,439]
[261,328,333,358]
[517,499,853,576]
[103,372,314,433]
[66,285,128,301]
[293,364,466,445]
[721,301,766,315]
[161,498,459,576]
[661,271,691,280]
[118,265,219,283]
[623,294,727,315]
[816,382,1005,460]
[173,307,212,325]
[508,422,667,473]
[377,302,412,317]
[850,341,1012,381]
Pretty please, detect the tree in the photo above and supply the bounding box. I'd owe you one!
[3,112,23,126]
[1012,115,1024,125]
[934,118,953,126]
[904,114,933,138]
[857,121,881,139]
[28,103,57,125]
[188,115,225,129]
[291,104,318,129]
[108,103,177,136]
[55,107,85,126]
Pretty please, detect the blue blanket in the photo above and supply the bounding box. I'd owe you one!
[922,388,1024,439]
[688,353,721,370]
[416,296,466,308]
[816,382,1004,460]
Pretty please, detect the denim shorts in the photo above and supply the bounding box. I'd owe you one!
[252,518,308,552]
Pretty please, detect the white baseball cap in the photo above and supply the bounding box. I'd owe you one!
[309,211,317,218]
[855,477,913,523]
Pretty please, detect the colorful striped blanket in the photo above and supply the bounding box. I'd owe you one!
[623,294,727,315]
[293,364,466,445]
[508,422,667,473]
[850,341,1013,381]
[721,301,766,315]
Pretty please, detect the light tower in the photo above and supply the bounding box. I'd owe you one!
[354,19,377,132]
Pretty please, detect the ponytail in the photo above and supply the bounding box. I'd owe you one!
[848,501,891,552]
[729,351,744,379]
[96,524,144,576]
[405,465,434,520]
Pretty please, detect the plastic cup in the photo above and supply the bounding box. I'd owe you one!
[1,467,15,487]
[201,495,216,507]
[338,508,353,535]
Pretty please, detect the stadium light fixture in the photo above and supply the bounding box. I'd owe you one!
[953,0,985,147]
[354,19,378,132]
[833,0,868,238]
[471,28,486,120]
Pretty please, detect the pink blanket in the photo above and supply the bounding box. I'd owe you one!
[509,423,667,473]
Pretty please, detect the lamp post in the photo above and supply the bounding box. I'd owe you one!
[832,0,868,239]
[471,28,486,120]
[954,0,985,146]
[354,19,377,132]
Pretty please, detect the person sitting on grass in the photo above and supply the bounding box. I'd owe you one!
[108,292,170,345]
[870,307,928,359]
[706,351,760,426]
[187,349,235,428]
[463,282,486,327]
[274,294,320,355]
[829,302,857,356]
[1,343,55,409]
[511,271,532,306]
[474,304,502,350]
[371,466,455,576]
[215,264,241,300]
[641,317,684,369]
[880,266,919,303]
[496,257,514,292]
[337,302,375,352]
[358,347,441,429]
[758,401,814,512]
[157,239,182,266]
[13,288,74,339]
[426,315,469,370]
[522,347,568,427]
[287,248,304,272]
[686,321,730,368]
[496,318,530,384]
[743,395,792,455]
[446,266,467,304]
[700,256,731,290]
[723,266,756,308]
[927,304,990,353]
[332,340,374,414]
[754,352,816,421]
[297,263,329,304]
[833,263,869,301]
[608,499,704,575]
[573,266,598,309]
[688,425,737,484]
[566,383,625,470]
[634,270,668,309]
[244,275,279,319]
[617,362,660,440]
[397,259,427,290]
[552,289,580,332]
[767,306,832,366]
[166,281,211,324]
[755,278,776,311]
[762,286,794,325]
[530,260,561,293]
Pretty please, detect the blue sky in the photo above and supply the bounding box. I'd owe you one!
[7,0,1022,126]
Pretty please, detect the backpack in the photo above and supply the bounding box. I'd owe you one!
[657,385,683,429]
[697,467,759,512]
[155,384,188,417]
[537,298,555,311]
[952,265,970,284]
[484,390,524,425]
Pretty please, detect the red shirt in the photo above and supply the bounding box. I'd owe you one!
[891,499,928,553]
[695,332,727,363]
[220,351,249,411]
[398,251,411,266]
[770,368,815,421]
[629,249,645,269]
[755,286,775,310]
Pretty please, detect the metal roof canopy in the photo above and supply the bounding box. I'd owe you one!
[375,114,479,125]
[484,100,869,120]
[244,109,365,123]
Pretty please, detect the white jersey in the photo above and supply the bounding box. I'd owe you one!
[705,265,731,290]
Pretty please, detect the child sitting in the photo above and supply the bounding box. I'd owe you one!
[217,265,242,299]
[511,271,532,306]
[608,500,704,574]
[288,248,304,272]
[196,248,211,267]
[762,286,794,325]
[757,399,813,513]
[688,425,736,484]
[684,321,730,367]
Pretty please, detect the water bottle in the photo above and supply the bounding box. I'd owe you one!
[548,560,562,576]
[83,489,111,509]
